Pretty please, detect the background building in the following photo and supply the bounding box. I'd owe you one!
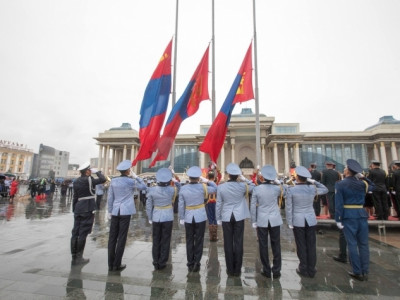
[34,144,69,179]
[94,111,400,176]
[0,140,34,179]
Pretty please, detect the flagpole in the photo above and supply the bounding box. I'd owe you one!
[170,0,179,168]
[252,0,261,167]
[211,0,216,121]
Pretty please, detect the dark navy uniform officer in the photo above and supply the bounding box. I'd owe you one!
[335,159,374,281]
[71,162,106,265]
[179,166,217,272]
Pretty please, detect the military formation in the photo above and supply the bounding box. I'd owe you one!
[70,158,400,282]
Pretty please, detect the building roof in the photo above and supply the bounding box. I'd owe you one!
[110,123,133,131]
[365,116,400,131]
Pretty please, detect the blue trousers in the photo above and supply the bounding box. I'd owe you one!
[343,217,369,275]
[206,202,217,225]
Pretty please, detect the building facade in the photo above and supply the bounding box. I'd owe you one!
[94,111,400,176]
[34,144,70,179]
[0,140,34,179]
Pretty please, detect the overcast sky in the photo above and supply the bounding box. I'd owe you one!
[1,0,399,164]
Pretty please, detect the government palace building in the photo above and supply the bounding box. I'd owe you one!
[94,109,400,177]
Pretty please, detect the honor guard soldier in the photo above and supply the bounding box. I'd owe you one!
[285,166,328,278]
[216,163,255,276]
[367,160,388,220]
[71,162,106,265]
[251,165,285,279]
[146,168,180,270]
[335,159,374,281]
[321,161,341,219]
[107,160,147,272]
[309,163,322,216]
[392,161,400,216]
[179,166,217,272]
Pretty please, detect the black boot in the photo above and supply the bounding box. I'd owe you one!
[70,238,78,263]
[73,238,89,265]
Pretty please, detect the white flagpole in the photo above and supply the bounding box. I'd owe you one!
[211,0,216,122]
[252,0,261,167]
[170,0,179,167]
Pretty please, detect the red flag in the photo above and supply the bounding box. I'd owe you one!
[199,43,253,163]
[132,40,172,166]
[149,46,210,167]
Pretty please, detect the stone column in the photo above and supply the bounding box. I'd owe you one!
[380,142,388,172]
[112,148,116,175]
[273,143,279,173]
[104,145,110,176]
[131,145,137,173]
[98,145,103,170]
[123,145,127,160]
[295,143,300,166]
[391,142,398,161]
[261,138,266,166]
[221,143,226,174]
[373,144,379,161]
[284,143,289,175]
[200,151,205,169]
[231,138,235,164]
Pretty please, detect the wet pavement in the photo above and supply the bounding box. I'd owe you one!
[1,186,400,299]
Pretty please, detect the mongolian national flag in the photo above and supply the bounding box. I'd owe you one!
[132,40,172,166]
[149,46,210,167]
[199,43,254,163]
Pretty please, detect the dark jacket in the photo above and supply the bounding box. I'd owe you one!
[73,172,106,214]
[367,168,387,192]
[321,169,341,192]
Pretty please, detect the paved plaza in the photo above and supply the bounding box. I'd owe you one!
[1,187,400,299]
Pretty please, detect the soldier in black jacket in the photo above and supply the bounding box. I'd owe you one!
[392,161,400,217]
[321,161,341,219]
[367,160,388,220]
[309,163,322,216]
[71,162,106,265]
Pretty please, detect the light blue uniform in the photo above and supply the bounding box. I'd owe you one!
[216,180,255,222]
[179,182,217,223]
[285,182,328,227]
[147,183,181,222]
[108,176,147,216]
[251,183,284,227]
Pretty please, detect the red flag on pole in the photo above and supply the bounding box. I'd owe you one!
[199,43,254,163]
[132,40,172,166]
[149,46,210,167]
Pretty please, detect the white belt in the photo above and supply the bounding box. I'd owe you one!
[78,196,95,201]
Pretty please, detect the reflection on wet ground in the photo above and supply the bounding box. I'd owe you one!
[1,186,400,299]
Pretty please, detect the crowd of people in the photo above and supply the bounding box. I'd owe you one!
[67,156,398,283]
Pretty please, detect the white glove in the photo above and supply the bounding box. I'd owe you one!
[199,176,209,183]
[107,213,112,220]
[355,173,364,179]
[336,222,344,229]
[168,166,175,174]
[392,191,396,195]
[217,220,222,225]
[252,223,257,228]
[368,191,372,194]
[172,178,179,183]
[90,168,98,173]
[149,220,152,224]
[130,170,138,179]
[256,165,260,170]
[288,225,294,229]
[180,220,185,225]
[307,178,316,184]
[210,162,216,170]
[239,175,246,182]
[274,179,281,185]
